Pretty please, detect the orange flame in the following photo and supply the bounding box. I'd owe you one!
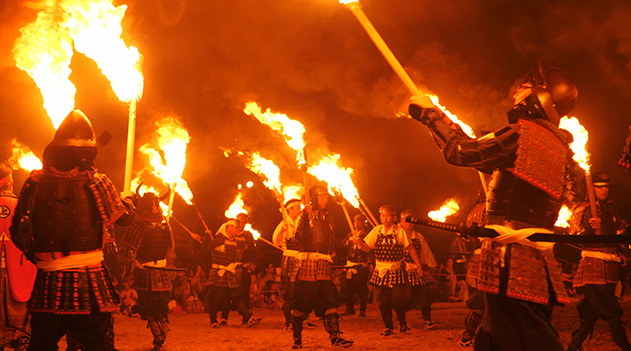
[13,4,76,128]
[139,117,193,204]
[308,154,360,208]
[8,139,42,172]
[282,184,305,204]
[559,116,590,172]
[13,0,143,128]
[245,223,262,240]
[428,198,460,222]
[339,0,359,4]
[244,101,306,165]
[65,0,144,103]
[247,152,282,195]
[554,205,572,228]
[428,95,476,138]
[225,191,248,219]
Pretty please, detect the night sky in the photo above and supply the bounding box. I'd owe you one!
[1,0,630,265]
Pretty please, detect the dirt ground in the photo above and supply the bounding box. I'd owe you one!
[56,296,631,351]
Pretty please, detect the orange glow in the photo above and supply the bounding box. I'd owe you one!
[428,198,460,222]
[339,0,359,4]
[244,101,306,165]
[247,152,282,195]
[308,154,360,208]
[12,0,143,129]
[245,223,262,240]
[13,4,76,128]
[65,0,143,103]
[428,95,476,138]
[225,191,248,219]
[282,184,305,204]
[8,139,42,172]
[559,116,590,172]
[139,117,193,204]
[554,205,572,228]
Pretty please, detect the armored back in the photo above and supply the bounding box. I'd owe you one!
[31,174,101,254]
[136,222,171,262]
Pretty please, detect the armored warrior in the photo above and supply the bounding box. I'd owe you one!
[399,209,438,329]
[11,110,133,351]
[206,219,259,328]
[409,63,579,350]
[0,165,36,351]
[120,186,173,351]
[354,205,424,336]
[566,174,630,351]
[290,185,353,349]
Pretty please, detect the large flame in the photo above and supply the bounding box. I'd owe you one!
[12,0,143,129]
[139,117,193,204]
[428,198,460,222]
[225,191,248,219]
[554,204,572,228]
[559,116,591,172]
[247,152,282,195]
[244,101,306,165]
[245,223,261,240]
[282,184,305,204]
[64,0,143,103]
[13,4,76,128]
[428,95,476,138]
[8,139,42,172]
[339,0,359,4]
[308,153,360,208]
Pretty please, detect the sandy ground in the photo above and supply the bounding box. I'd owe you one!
[57,296,631,351]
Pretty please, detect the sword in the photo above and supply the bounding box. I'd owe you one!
[404,216,631,244]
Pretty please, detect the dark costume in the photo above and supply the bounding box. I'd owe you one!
[290,186,353,349]
[206,222,254,326]
[566,178,630,351]
[10,110,133,351]
[220,225,259,324]
[404,229,437,327]
[410,64,578,350]
[120,188,172,351]
[0,167,36,351]
[341,228,371,316]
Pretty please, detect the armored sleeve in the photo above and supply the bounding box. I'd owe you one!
[10,175,38,263]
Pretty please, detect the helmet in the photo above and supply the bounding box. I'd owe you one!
[508,63,578,125]
[47,109,97,148]
[309,185,330,209]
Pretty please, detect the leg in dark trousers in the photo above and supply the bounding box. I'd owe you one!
[208,286,228,325]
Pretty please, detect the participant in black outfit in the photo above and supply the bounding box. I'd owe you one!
[409,63,579,350]
[11,110,133,351]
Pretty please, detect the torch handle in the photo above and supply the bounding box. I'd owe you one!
[359,198,379,227]
[584,172,601,235]
[123,99,138,193]
[340,201,356,236]
[195,206,213,238]
[345,3,422,97]
[302,147,310,205]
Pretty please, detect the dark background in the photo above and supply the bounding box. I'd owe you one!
[1,0,630,267]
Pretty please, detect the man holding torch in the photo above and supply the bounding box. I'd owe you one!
[566,173,630,351]
[409,63,578,350]
[290,185,353,349]
[10,110,134,351]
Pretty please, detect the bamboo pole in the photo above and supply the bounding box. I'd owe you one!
[123,99,137,193]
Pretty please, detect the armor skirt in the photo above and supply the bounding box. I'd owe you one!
[30,263,119,314]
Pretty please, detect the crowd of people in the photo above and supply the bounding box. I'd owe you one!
[1,62,630,351]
